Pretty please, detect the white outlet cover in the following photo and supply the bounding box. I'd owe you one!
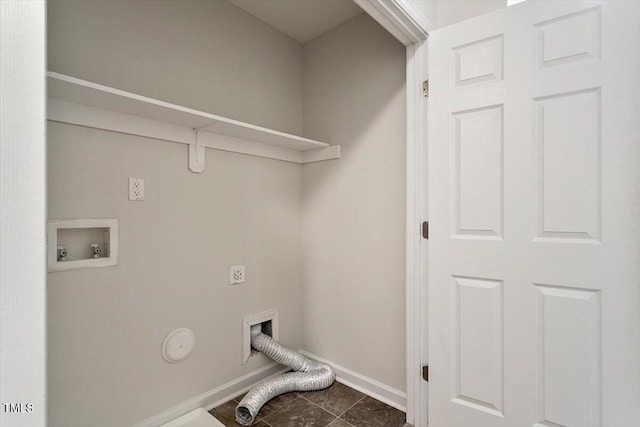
[128,177,144,201]
[229,265,245,285]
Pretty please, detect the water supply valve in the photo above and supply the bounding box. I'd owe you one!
[91,243,101,258]
[57,245,68,261]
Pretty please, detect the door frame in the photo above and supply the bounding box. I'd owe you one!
[404,40,429,427]
[352,2,432,425]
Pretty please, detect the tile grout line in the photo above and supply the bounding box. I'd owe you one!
[332,411,358,427]
[260,395,304,426]
[337,394,366,419]
[294,394,339,425]
[262,390,366,425]
[215,388,376,427]
[298,388,367,419]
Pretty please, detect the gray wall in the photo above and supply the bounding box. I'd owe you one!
[302,14,407,392]
[47,1,304,426]
[47,126,303,427]
[48,0,304,135]
[48,2,407,426]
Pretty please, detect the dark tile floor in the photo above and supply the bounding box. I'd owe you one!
[209,381,408,427]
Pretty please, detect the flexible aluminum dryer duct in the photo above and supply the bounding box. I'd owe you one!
[235,325,336,426]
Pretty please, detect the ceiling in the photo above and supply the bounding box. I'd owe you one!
[228,0,364,44]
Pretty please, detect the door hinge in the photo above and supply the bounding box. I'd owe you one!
[422,221,429,239]
[422,80,429,98]
[422,365,429,382]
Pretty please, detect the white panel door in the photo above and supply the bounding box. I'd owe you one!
[428,1,639,426]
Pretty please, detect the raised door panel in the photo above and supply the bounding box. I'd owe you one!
[452,276,504,418]
[454,35,504,87]
[452,105,504,239]
[534,284,601,427]
[534,89,601,242]
[535,7,601,69]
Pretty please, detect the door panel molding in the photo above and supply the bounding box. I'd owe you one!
[428,1,639,426]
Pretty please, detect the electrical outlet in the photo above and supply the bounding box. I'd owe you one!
[230,265,245,285]
[129,178,144,201]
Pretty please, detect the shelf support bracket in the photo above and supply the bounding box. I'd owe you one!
[189,128,206,173]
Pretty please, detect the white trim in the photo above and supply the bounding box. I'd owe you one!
[48,72,329,150]
[242,309,279,364]
[405,42,423,427]
[353,0,433,46]
[402,20,430,427]
[396,0,437,33]
[198,130,306,164]
[0,1,47,426]
[133,350,409,427]
[298,350,407,412]
[48,98,193,144]
[130,362,289,427]
[48,98,339,165]
[302,145,342,164]
[47,72,341,167]
[160,408,224,427]
[417,41,430,427]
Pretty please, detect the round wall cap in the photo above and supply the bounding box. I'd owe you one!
[161,328,195,363]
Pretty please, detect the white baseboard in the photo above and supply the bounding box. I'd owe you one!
[131,351,406,427]
[298,350,407,412]
[130,362,289,427]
